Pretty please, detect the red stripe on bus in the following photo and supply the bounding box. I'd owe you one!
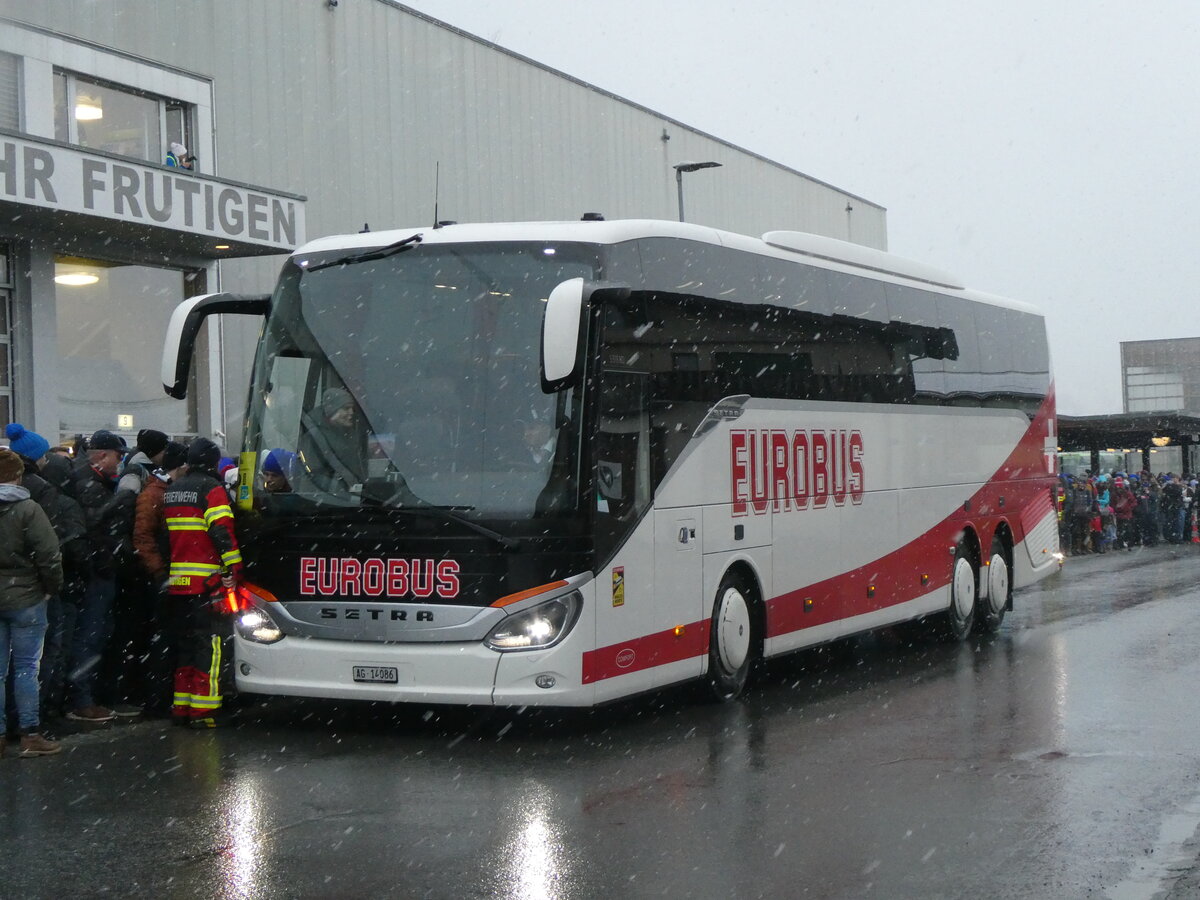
[582,389,1058,683]
[770,389,1056,634]
[581,620,711,684]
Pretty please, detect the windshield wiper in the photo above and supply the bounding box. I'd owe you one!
[305,232,423,273]
[385,505,520,551]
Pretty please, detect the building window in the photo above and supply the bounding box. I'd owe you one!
[0,51,20,130]
[55,257,194,438]
[1124,366,1184,413]
[52,70,193,167]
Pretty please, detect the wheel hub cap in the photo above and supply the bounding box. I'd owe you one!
[988,552,1008,615]
[952,557,976,618]
[717,587,751,672]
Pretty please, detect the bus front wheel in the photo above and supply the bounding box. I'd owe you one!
[705,571,758,702]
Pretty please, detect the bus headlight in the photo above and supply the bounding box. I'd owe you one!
[234,607,285,644]
[485,591,582,651]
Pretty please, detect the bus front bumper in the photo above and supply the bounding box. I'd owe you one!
[233,633,595,707]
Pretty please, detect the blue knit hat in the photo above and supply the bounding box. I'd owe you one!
[263,448,295,476]
[5,423,50,462]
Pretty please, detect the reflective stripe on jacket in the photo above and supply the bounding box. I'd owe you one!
[163,471,242,595]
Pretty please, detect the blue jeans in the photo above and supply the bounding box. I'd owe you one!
[0,601,49,733]
[67,576,115,710]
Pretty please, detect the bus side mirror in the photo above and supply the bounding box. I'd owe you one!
[541,278,587,393]
[162,292,270,398]
[540,280,632,392]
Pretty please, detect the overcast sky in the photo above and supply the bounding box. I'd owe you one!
[402,0,1199,416]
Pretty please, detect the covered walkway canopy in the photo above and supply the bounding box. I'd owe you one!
[1058,411,1200,473]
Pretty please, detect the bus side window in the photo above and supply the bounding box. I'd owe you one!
[260,355,311,454]
[596,369,651,520]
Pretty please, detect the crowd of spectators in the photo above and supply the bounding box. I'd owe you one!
[1058,470,1199,555]
[1,423,242,759]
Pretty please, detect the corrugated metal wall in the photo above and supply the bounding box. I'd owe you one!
[1,0,885,250]
[0,0,888,437]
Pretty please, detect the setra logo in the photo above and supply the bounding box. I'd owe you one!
[615,648,636,668]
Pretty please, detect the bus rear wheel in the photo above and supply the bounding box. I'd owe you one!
[937,541,977,641]
[976,535,1010,634]
[705,571,758,702]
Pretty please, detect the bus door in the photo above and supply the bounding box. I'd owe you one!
[591,369,667,698]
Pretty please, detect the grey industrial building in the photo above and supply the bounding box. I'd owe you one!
[1121,338,1200,416]
[0,1,887,447]
[1055,338,1200,475]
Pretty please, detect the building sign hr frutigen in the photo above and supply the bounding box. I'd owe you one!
[0,135,304,251]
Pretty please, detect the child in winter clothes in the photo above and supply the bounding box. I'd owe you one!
[1090,512,1104,554]
[1100,505,1117,553]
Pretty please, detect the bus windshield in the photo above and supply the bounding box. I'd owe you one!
[245,241,600,519]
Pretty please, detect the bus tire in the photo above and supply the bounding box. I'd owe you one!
[705,570,758,702]
[938,541,977,641]
[976,535,1010,634]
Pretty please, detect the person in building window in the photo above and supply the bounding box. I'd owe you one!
[0,448,63,758]
[163,438,243,728]
[165,142,194,170]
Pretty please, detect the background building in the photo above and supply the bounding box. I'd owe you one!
[0,1,887,447]
[1121,337,1200,416]
[1054,338,1200,475]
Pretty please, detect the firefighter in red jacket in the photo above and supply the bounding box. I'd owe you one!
[164,438,243,727]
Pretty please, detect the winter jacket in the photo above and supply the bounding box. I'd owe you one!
[118,451,155,494]
[1111,486,1136,522]
[38,454,90,585]
[0,483,63,611]
[72,459,136,578]
[164,468,243,596]
[22,455,89,582]
[133,473,171,580]
[1163,481,1185,512]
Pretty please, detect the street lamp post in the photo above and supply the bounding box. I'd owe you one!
[673,161,722,222]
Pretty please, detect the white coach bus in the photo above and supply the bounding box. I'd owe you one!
[162,219,1060,706]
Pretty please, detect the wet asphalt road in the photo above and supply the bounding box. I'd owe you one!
[5,544,1200,899]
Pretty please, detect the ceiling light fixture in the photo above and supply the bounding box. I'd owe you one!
[74,103,103,121]
[55,272,100,286]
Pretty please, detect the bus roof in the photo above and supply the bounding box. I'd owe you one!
[292,219,1041,316]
